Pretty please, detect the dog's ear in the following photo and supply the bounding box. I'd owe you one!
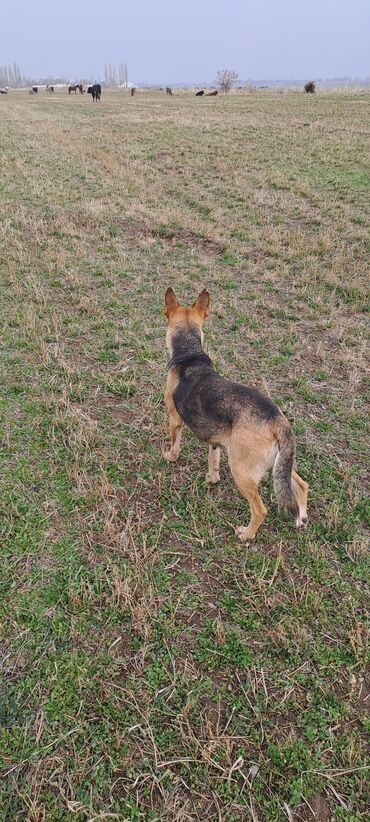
[164,287,179,317]
[193,289,210,319]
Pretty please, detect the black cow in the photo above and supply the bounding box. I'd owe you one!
[304,81,315,94]
[195,90,204,96]
[87,83,101,102]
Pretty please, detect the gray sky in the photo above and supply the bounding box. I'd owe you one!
[2,0,369,82]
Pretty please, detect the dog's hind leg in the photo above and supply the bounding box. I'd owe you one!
[206,445,221,484]
[291,470,309,528]
[228,447,267,541]
[234,479,267,542]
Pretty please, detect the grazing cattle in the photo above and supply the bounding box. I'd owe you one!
[304,81,315,94]
[195,90,204,96]
[205,90,218,96]
[131,87,136,96]
[32,86,38,93]
[46,85,54,94]
[165,86,172,95]
[87,83,101,102]
[0,88,8,95]
[68,83,83,94]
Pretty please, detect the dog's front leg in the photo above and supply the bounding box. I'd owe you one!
[164,374,183,462]
[206,445,221,484]
[164,408,183,462]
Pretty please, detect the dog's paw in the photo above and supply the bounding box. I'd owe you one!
[206,471,220,485]
[235,525,255,543]
[164,450,178,463]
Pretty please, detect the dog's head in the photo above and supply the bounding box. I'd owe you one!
[164,287,210,353]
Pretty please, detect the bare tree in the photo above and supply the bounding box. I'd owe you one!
[216,68,239,93]
[103,62,129,87]
[108,64,118,85]
[118,62,129,87]
[0,61,25,88]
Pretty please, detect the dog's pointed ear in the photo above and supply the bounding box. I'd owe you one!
[193,289,210,319]
[164,287,179,317]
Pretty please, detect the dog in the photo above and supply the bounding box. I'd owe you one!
[163,288,308,541]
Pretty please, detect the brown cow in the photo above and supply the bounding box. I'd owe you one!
[165,86,172,95]
[205,90,218,96]
[68,84,83,94]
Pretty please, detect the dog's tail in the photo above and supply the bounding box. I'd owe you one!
[273,418,299,519]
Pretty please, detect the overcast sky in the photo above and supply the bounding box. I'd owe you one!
[1,0,369,82]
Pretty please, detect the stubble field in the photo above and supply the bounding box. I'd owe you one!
[0,88,369,821]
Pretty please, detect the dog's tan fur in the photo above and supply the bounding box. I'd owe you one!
[164,288,309,541]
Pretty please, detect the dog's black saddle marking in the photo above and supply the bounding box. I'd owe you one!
[168,351,213,378]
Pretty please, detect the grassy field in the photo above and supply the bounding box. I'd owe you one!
[0,87,369,821]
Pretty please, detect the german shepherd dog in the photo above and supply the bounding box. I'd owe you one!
[164,288,309,541]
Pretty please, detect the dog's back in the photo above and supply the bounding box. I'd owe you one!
[172,354,281,443]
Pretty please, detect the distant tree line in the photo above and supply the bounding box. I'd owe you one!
[0,61,70,87]
[0,60,130,87]
[0,62,24,87]
[104,62,129,86]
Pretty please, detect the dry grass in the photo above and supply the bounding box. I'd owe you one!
[0,87,369,821]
